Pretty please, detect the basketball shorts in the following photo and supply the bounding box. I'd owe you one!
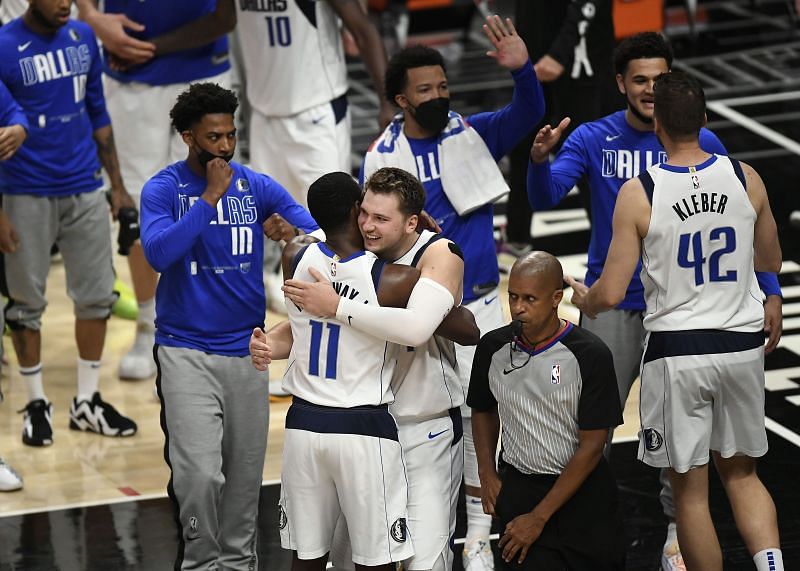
[279,398,413,566]
[249,95,351,207]
[638,330,768,473]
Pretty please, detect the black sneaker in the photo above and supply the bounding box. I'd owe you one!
[19,399,53,447]
[69,392,137,437]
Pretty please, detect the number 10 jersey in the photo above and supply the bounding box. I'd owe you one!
[640,154,763,333]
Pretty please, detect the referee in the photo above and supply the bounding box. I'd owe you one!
[467,251,625,569]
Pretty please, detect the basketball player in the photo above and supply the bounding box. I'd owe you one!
[277,172,423,571]
[280,167,474,571]
[75,0,236,381]
[361,18,545,568]
[469,252,624,569]
[0,0,138,447]
[570,71,784,571]
[526,32,782,570]
[141,83,317,570]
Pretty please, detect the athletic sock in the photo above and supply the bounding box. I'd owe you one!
[20,364,45,402]
[465,494,492,543]
[753,548,783,571]
[137,298,156,329]
[77,358,101,402]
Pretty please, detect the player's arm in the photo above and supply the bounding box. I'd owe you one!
[94,125,135,218]
[0,82,28,162]
[147,0,237,57]
[526,120,588,211]
[567,178,648,318]
[250,321,294,370]
[327,0,394,128]
[280,234,320,283]
[744,162,782,273]
[75,0,156,64]
[498,428,608,564]
[436,306,480,346]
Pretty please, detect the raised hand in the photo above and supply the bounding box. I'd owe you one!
[263,213,298,243]
[202,158,233,206]
[530,117,571,164]
[482,15,529,71]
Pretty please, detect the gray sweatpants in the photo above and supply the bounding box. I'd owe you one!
[155,345,270,571]
[580,308,675,519]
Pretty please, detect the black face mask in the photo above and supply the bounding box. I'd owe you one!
[410,97,450,133]
[192,133,234,170]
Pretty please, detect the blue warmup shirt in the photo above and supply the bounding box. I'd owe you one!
[0,80,28,130]
[0,18,109,196]
[527,110,732,310]
[141,160,319,356]
[361,62,545,304]
[103,0,230,86]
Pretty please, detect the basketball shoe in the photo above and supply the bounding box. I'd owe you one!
[69,392,137,437]
[20,399,53,446]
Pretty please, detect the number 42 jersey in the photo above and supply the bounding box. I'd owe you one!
[283,243,399,408]
[641,155,763,333]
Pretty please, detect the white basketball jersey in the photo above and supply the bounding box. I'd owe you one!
[283,243,397,407]
[236,0,348,117]
[390,231,464,420]
[641,155,763,332]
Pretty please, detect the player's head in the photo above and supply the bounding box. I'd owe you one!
[307,172,362,235]
[508,251,564,341]
[653,71,706,143]
[359,167,425,259]
[171,83,239,170]
[385,46,450,135]
[613,33,673,125]
[26,0,71,32]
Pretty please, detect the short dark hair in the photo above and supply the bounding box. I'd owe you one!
[170,82,239,133]
[654,71,706,140]
[307,172,362,233]
[364,167,425,217]
[613,32,673,76]
[384,45,446,104]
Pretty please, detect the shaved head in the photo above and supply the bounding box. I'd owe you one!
[510,251,564,292]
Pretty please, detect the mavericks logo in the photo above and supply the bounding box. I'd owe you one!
[390,518,407,543]
[278,506,287,530]
[643,428,664,451]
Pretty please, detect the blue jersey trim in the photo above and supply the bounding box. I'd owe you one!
[729,158,747,192]
[317,242,366,263]
[643,329,763,364]
[658,154,718,173]
[449,407,463,447]
[515,321,574,356]
[371,259,386,291]
[638,171,655,204]
[286,397,399,440]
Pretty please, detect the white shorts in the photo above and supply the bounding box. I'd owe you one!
[103,70,231,201]
[249,97,351,207]
[457,289,506,419]
[279,398,413,566]
[638,330,768,473]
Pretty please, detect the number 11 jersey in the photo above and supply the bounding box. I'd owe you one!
[641,154,763,333]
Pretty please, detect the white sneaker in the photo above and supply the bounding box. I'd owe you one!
[118,326,156,380]
[0,457,23,491]
[463,539,494,571]
[661,530,687,571]
[265,271,288,315]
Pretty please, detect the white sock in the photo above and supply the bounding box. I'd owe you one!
[77,358,101,402]
[137,298,156,331]
[753,548,783,571]
[20,364,45,402]
[465,494,491,543]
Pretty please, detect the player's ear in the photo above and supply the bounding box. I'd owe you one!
[406,213,418,233]
[552,288,563,307]
[181,130,194,148]
[615,73,626,95]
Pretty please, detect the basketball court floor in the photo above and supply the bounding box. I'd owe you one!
[2,1,800,569]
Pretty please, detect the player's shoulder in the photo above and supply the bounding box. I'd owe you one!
[66,18,95,39]
[574,110,626,141]
[0,17,22,46]
[236,162,281,191]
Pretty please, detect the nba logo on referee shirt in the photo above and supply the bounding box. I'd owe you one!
[551,364,561,385]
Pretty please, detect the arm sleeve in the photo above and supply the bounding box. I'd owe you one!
[527,128,589,210]
[261,176,319,233]
[334,277,455,347]
[466,334,498,411]
[756,271,782,297]
[140,183,217,272]
[466,61,545,161]
[84,28,111,131]
[0,81,28,130]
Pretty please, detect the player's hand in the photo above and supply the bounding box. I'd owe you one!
[249,327,272,371]
[202,158,234,206]
[764,295,783,354]
[479,470,502,517]
[108,186,136,220]
[418,210,442,233]
[263,213,298,243]
[530,117,571,164]
[282,267,340,318]
[0,210,20,254]
[84,10,156,65]
[534,54,565,83]
[482,15,529,71]
[564,275,594,318]
[0,125,27,161]
[498,512,546,564]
